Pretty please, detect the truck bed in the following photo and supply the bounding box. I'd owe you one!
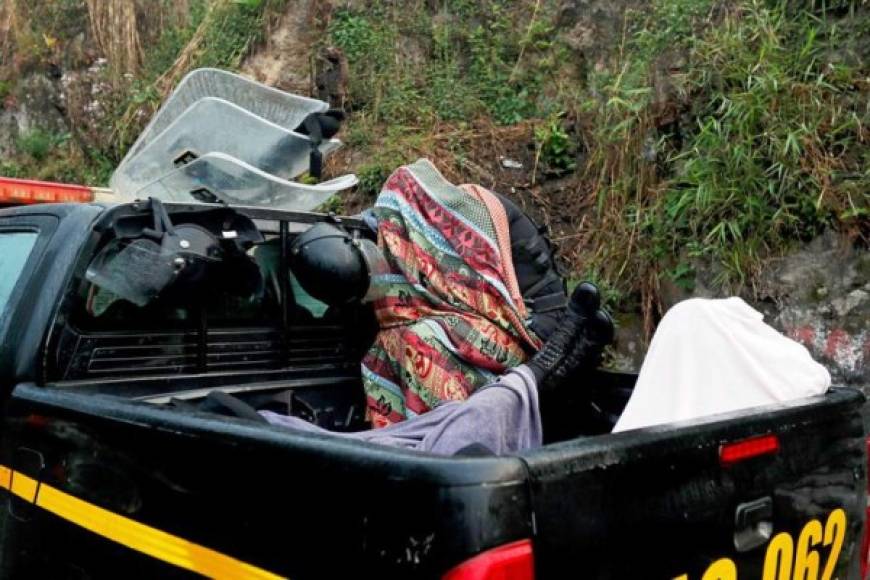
[3,377,864,579]
[0,202,864,579]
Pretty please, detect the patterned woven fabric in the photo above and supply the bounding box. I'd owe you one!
[363,159,541,428]
[459,183,526,317]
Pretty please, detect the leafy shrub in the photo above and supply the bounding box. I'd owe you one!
[657,0,867,284]
[535,117,576,174]
[583,0,868,292]
[329,1,564,126]
[355,163,393,199]
[16,130,67,162]
[0,80,13,100]
[0,161,25,178]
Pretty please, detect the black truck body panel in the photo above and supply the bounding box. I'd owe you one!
[0,202,864,579]
[523,388,866,579]
[2,383,533,579]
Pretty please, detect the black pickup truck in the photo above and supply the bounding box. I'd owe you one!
[0,199,866,580]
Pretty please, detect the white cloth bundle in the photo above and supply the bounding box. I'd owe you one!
[613,297,831,432]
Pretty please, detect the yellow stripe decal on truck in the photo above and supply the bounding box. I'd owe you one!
[0,465,285,579]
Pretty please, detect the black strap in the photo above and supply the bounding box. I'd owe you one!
[297,110,346,181]
[302,114,324,180]
[522,270,562,301]
[142,197,176,240]
[512,229,557,274]
[524,291,568,313]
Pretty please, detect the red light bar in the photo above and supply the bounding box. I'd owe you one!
[443,540,535,580]
[720,434,780,466]
[0,177,93,205]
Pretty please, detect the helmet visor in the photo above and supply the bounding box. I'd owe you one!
[85,239,178,306]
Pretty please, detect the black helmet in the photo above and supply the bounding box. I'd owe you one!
[289,222,388,306]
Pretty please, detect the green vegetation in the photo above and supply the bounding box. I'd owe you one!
[666,4,863,282]
[113,0,287,155]
[1,0,286,183]
[0,0,866,316]
[15,129,68,161]
[535,116,577,176]
[0,80,12,100]
[327,0,567,125]
[582,0,868,301]
[316,194,346,215]
[327,0,866,303]
[0,161,24,178]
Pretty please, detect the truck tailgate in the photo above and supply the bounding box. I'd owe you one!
[520,388,866,579]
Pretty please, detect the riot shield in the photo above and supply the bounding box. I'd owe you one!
[132,152,358,212]
[122,68,328,164]
[110,98,341,197]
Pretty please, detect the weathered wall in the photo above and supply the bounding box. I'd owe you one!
[756,232,869,386]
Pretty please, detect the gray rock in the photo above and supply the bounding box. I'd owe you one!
[832,289,869,318]
[0,73,70,159]
[0,109,17,159]
[15,75,68,136]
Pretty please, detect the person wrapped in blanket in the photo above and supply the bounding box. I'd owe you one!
[255,159,615,455]
[220,158,832,452]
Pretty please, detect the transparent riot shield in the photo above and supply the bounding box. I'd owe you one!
[122,68,328,163]
[110,98,341,198]
[132,152,358,212]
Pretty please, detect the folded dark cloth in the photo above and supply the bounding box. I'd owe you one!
[260,365,541,456]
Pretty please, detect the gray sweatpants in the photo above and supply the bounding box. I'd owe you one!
[260,365,542,456]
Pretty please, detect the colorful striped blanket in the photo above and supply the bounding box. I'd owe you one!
[363,159,541,427]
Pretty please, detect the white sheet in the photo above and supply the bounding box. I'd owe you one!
[613,297,831,432]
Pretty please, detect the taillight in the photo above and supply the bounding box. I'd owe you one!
[442,539,534,580]
[860,436,870,579]
[719,434,780,467]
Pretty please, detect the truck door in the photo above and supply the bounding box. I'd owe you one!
[520,389,866,579]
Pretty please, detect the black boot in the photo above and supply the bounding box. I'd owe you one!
[559,308,615,375]
[526,282,601,390]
